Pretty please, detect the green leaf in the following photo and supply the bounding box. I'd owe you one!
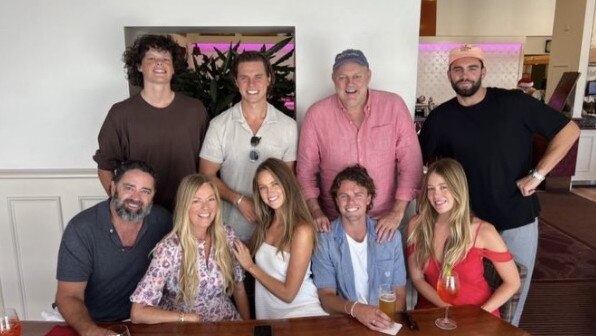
[265,36,293,57]
[214,47,227,61]
[443,264,453,276]
[273,48,295,66]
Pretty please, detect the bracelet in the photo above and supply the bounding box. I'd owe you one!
[349,301,358,317]
[236,194,245,206]
[178,312,185,323]
[530,169,545,182]
[344,300,351,315]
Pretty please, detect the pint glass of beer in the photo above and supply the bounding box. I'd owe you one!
[378,284,396,321]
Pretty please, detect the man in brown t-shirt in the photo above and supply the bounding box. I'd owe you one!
[94,34,208,211]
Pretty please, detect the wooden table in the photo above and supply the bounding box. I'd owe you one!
[21,305,529,336]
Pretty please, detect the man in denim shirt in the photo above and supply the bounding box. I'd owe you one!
[312,165,406,332]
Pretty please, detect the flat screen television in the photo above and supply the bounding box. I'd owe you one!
[586,80,596,96]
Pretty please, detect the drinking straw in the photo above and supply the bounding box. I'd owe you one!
[0,276,6,314]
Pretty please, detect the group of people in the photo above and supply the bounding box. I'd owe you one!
[53,34,580,335]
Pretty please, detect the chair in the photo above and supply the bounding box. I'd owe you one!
[482,258,527,323]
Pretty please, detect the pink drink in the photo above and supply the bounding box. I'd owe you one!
[437,276,459,305]
[0,319,21,336]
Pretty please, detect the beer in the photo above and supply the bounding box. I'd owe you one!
[378,284,396,320]
[379,293,396,320]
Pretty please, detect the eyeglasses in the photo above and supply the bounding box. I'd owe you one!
[249,136,261,162]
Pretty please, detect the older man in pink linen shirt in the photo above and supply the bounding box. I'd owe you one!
[297,49,422,242]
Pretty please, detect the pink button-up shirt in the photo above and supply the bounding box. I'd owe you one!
[297,89,422,220]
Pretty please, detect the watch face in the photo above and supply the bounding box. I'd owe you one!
[532,171,545,181]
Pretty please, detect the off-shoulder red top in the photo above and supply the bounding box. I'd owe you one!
[407,223,513,317]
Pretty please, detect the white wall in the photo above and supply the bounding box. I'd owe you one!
[0,171,105,319]
[525,36,553,55]
[437,0,556,36]
[0,0,422,169]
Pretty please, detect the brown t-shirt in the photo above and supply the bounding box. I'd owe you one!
[93,93,208,211]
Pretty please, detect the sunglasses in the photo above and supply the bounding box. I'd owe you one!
[250,136,261,162]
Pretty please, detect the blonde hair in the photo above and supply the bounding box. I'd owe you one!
[162,174,236,304]
[251,158,317,256]
[409,158,472,270]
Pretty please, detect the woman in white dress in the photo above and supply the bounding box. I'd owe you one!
[233,158,327,319]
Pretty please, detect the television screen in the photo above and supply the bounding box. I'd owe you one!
[586,80,596,96]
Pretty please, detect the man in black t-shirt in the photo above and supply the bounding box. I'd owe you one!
[419,44,580,326]
[55,161,172,335]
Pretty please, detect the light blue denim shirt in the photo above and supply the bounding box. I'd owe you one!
[311,216,407,305]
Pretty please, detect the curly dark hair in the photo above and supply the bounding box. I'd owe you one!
[330,165,376,212]
[122,34,187,88]
[231,51,275,93]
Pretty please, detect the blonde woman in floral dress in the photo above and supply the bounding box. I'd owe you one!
[130,174,250,323]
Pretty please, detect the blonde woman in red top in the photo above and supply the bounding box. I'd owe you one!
[407,159,520,317]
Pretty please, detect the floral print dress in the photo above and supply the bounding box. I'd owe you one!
[131,225,244,321]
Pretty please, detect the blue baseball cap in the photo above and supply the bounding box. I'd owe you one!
[333,49,369,71]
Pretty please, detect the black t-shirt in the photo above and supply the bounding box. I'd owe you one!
[419,87,569,231]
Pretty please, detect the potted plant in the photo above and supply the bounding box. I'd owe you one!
[173,37,296,119]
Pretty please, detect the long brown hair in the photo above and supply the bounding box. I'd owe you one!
[409,158,472,269]
[251,158,317,255]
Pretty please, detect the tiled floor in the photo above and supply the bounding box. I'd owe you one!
[571,187,596,202]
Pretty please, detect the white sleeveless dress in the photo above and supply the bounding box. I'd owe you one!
[254,243,328,319]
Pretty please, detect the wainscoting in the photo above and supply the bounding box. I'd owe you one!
[0,170,105,320]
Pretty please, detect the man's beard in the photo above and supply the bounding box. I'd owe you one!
[451,78,482,97]
[111,191,152,222]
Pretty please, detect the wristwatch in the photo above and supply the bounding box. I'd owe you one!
[529,169,545,181]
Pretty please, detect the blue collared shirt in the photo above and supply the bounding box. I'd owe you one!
[311,216,407,304]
